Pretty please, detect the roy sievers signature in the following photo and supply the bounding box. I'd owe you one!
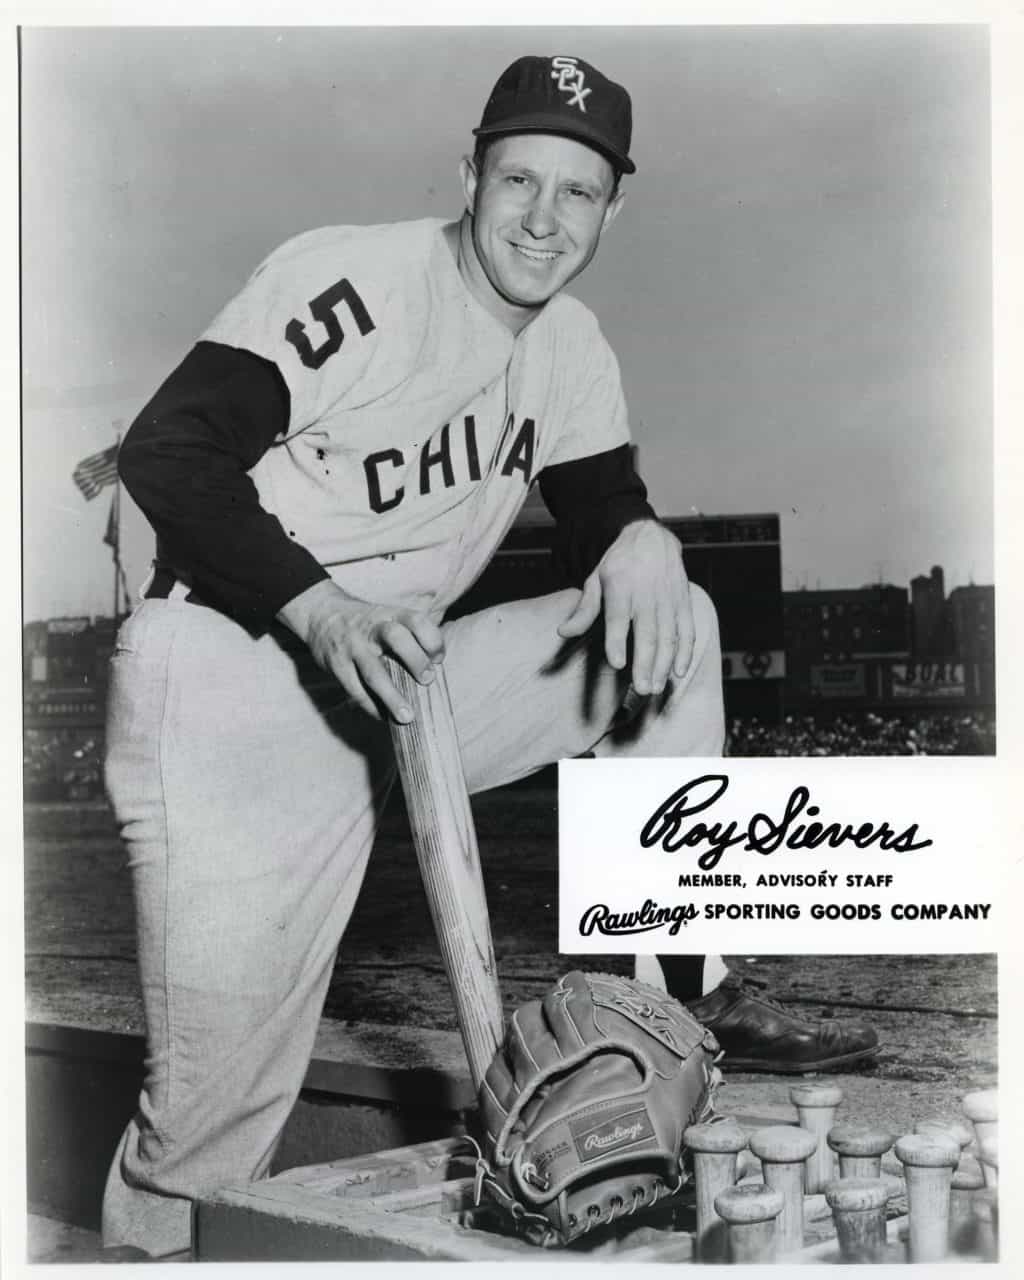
[639,773,933,871]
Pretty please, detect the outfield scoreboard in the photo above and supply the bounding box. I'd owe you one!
[664,514,784,722]
[448,511,785,722]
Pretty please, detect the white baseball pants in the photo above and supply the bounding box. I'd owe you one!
[101,583,724,1255]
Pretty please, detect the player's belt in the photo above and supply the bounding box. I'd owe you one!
[144,566,209,606]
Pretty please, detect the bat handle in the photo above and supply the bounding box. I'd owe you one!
[385,658,505,1091]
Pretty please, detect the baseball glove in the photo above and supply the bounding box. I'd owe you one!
[475,969,721,1247]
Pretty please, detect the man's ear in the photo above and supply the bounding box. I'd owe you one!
[459,155,479,216]
[602,188,626,232]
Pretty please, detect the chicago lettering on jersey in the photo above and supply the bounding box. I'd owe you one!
[363,413,536,514]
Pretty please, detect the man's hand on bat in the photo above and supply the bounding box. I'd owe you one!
[278,579,445,723]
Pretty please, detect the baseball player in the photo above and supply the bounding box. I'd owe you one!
[101,55,872,1259]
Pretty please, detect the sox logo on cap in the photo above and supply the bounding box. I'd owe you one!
[550,56,591,112]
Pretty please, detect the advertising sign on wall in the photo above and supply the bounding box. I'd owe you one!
[810,664,866,698]
[891,661,966,699]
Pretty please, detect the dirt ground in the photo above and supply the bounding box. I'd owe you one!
[24,789,997,1093]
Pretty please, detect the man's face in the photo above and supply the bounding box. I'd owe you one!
[460,133,625,313]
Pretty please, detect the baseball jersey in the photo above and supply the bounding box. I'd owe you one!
[198,218,631,615]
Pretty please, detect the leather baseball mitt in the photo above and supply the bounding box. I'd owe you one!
[475,969,721,1247]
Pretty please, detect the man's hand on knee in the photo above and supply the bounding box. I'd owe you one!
[278,580,445,723]
[557,520,695,695]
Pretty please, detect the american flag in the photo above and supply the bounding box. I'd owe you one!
[73,443,119,500]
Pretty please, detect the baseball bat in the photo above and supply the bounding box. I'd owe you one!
[384,657,505,1090]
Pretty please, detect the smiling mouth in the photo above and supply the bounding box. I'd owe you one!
[509,243,562,263]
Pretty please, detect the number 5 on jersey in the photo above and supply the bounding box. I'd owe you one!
[285,277,376,370]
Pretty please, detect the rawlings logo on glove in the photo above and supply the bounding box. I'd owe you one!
[475,970,720,1247]
[574,1110,653,1158]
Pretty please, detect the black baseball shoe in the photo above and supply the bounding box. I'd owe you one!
[685,974,879,1074]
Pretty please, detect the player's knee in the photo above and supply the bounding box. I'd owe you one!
[556,586,585,612]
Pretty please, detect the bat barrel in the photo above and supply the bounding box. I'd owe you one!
[386,659,505,1090]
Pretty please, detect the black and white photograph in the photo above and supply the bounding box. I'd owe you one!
[13,17,1015,1269]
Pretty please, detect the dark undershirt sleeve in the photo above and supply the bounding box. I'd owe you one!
[538,443,659,585]
[117,340,329,629]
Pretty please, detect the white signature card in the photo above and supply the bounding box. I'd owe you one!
[558,758,1015,954]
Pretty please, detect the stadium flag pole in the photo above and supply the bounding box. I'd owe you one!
[105,422,123,619]
[112,482,119,620]
[114,421,125,617]
[73,428,124,617]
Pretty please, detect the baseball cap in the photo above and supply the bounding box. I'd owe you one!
[473,55,636,176]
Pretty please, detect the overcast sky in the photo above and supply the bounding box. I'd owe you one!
[20,24,993,621]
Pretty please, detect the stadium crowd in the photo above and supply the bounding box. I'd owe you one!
[25,711,996,801]
[726,711,996,757]
[23,730,104,801]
